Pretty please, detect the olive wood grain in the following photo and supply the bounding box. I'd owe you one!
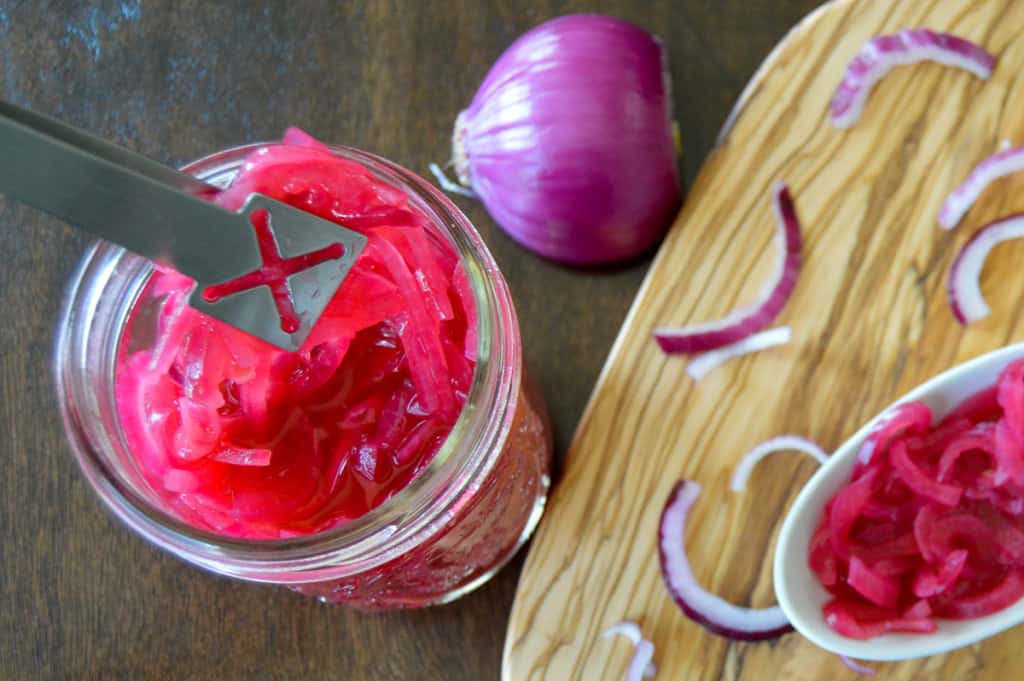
[505,1,1024,679]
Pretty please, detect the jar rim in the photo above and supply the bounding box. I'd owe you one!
[53,142,522,581]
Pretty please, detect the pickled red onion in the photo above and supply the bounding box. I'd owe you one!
[848,556,901,607]
[937,424,996,483]
[114,131,478,539]
[686,326,791,380]
[658,481,792,640]
[939,569,1024,619]
[602,622,657,680]
[281,126,332,152]
[940,146,1024,229]
[947,214,1024,324]
[654,182,802,354]
[828,467,882,560]
[998,360,1024,439]
[856,402,932,466]
[902,599,934,620]
[912,549,967,598]
[812,359,1024,638]
[830,29,994,129]
[823,600,937,639]
[209,448,273,467]
[890,441,962,507]
[729,435,827,493]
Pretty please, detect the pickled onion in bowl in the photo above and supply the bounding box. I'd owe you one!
[809,359,1024,639]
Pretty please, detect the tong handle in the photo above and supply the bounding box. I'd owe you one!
[0,100,263,282]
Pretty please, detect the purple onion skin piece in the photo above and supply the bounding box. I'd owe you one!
[453,14,680,266]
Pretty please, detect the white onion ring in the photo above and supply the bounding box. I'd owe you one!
[939,146,1024,229]
[627,640,655,680]
[947,213,1024,324]
[729,435,828,492]
[658,480,792,639]
[686,326,791,380]
[654,182,802,354]
[839,655,876,675]
[602,622,657,679]
[830,29,994,129]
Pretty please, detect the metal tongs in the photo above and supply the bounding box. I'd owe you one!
[0,101,367,351]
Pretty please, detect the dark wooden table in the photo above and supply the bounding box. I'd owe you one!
[0,1,820,678]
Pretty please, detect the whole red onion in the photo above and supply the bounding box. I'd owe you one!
[451,14,680,265]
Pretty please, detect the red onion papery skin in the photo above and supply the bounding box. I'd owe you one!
[453,14,680,265]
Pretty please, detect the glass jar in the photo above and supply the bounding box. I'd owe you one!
[53,144,553,609]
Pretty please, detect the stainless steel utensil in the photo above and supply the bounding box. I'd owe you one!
[0,101,367,351]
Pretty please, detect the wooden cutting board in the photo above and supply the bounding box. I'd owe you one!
[503,0,1024,679]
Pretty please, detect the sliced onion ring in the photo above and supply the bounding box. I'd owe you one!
[839,655,876,675]
[627,640,655,680]
[940,146,1024,229]
[947,213,1024,324]
[830,29,994,129]
[602,622,657,680]
[654,182,802,354]
[730,435,828,493]
[658,480,792,639]
[686,326,791,380]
